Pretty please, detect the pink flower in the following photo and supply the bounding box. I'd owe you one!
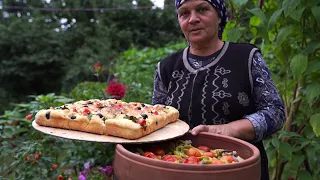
[99,166,113,176]
[84,162,90,170]
[78,174,86,180]
[106,80,126,99]
[79,171,88,178]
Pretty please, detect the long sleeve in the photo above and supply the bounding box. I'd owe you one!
[244,52,285,142]
[152,66,167,105]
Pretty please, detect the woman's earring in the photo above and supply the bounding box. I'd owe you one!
[218,18,221,24]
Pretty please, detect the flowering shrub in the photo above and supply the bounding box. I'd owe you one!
[78,162,113,180]
[106,78,126,100]
[93,61,126,100]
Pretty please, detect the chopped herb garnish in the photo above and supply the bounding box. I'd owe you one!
[124,115,138,123]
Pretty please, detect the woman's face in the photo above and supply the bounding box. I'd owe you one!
[177,0,220,44]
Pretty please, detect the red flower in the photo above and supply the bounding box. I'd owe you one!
[26,155,30,161]
[52,164,58,169]
[26,114,33,120]
[57,175,64,180]
[34,153,40,160]
[94,61,106,73]
[106,80,126,99]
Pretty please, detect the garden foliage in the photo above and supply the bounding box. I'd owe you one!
[0,0,319,180]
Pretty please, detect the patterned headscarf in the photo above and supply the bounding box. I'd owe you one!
[175,0,227,39]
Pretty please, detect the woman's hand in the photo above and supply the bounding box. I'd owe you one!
[190,119,256,141]
[190,124,235,137]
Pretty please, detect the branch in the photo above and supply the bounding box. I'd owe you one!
[303,148,313,175]
[276,160,288,180]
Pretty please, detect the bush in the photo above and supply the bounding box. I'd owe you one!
[114,42,187,103]
[70,81,107,101]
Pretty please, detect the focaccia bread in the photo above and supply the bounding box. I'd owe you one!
[35,99,179,140]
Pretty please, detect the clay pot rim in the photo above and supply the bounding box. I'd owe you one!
[116,132,260,170]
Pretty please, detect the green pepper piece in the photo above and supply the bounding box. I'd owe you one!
[136,148,144,155]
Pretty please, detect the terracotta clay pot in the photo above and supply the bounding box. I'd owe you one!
[114,132,260,180]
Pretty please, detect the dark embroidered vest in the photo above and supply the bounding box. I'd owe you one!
[159,42,259,128]
[159,42,270,180]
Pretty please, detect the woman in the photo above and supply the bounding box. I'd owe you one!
[152,0,285,179]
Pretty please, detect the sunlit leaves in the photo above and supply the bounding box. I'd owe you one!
[290,54,308,79]
[310,113,320,137]
[250,16,261,26]
[247,8,267,25]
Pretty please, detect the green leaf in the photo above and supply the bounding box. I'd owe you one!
[291,153,305,169]
[247,8,267,25]
[306,84,320,105]
[306,0,320,7]
[225,27,242,42]
[296,141,309,151]
[231,0,248,8]
[283,0,301,17]
[268,9,283,29]
[250,16,261,26]
[279,141,293,160]
[302,41,320,54]
[311,6,320,24]
[297,170,313,180]
[276,26,293,46]
[290,54,308,79]
[310,113,320,137]
[305,60,320,74]
[279,130,301,138]
[290,7,305,21]
[271,138,280,149]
